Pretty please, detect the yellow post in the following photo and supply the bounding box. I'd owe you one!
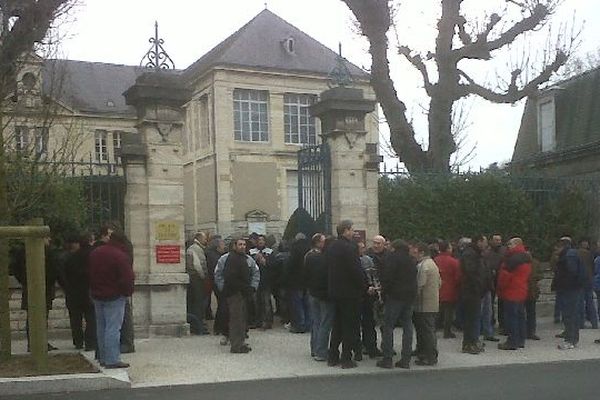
[25,219,47,371]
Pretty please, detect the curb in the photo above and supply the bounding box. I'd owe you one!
[0,353,131,396]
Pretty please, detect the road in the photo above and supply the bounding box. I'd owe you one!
[4,359,596,400]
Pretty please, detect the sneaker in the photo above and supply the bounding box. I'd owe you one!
[558,342,576,350]
[594,339,600,344]
[498,342,518,350]
[230,346,251,354]
[376,358,393,369]
[340,360,358,369]
[484,336,500,342]
[313,356,326,362]
[284,322,292,331]
[219,337,230,346]
[527,334,541,341]
[462,344,480,355]
[395,358,410,369]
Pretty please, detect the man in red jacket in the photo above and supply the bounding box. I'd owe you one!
[434,241,461,339]
[89,229,135,368]
[497,237,532,350]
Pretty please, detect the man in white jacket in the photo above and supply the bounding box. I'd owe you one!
[186,232,209,334]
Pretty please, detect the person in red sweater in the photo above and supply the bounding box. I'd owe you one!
[89,229,135,368]
[434,241,462,338]
[497,237,532,350]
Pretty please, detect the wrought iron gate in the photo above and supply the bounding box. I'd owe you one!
[297,143,332,234]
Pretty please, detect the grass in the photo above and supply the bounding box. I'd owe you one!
[0,353,99,378]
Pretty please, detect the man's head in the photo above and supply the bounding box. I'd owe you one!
[357,241,366,256]
[311,233,325,251]
[472,234,488,251]
[257,235,266,249]
[579,238,590,250]
[439,240,452,254]
[99,224,113,243]
[559,236,573,250]
[194,232,207,246]
[507,237,523,249]
[490,234,503,249]
[372,235,386,254]
[231,237,247,255]
[410,242,429,261]
[336,220,354,240]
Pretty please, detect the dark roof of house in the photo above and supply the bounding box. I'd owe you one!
[182,9,368,81]
[512,66,600,163]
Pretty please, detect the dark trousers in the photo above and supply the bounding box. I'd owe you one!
[497,298,505,329]
[579,287,598,328]
[561,289,583,345]
[413,312,438,362]
[359,296,377,352]
[68,302,96,349]
[214,289,229,336]
[504,301,526,347]
[256,286,274,326]
[440,302,456,336]
[462,297,482,347]
[119,298,135,352]
[246,291,258,327]
[227,293,247,351]
[290,289,311,332]
[381,299,413,360]
[329,298,361,363]
[525,299,537,336]
[187,274,207,334]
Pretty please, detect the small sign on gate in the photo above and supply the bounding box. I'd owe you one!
[156,245,181,264]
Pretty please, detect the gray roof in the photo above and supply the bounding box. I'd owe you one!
[183,9,369,81]
[42,59,148,116]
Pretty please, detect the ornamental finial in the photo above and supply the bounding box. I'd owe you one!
[140,21,176,70]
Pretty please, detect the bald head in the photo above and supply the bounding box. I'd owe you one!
[372,235,386,253]
[507,237,523,249]
[194,232,207,246]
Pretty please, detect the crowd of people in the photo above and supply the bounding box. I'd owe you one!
[193,220,600,369]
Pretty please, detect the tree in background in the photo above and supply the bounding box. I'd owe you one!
[342,0,577,173]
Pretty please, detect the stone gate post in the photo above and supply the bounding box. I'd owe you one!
[311,87,381,241]
[122,72,191,336]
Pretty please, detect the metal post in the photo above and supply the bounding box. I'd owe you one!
[25,219,47,371]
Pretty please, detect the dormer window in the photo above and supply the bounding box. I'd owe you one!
[21,72,36,90]
[283,37,295,54]
[537,96,556,152]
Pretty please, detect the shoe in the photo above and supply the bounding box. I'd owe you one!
[462,344,480,355]
[230,346,251,354]
[376,358,393,369]
[527,335,541,341]
[327,358,340,367]
[558,342,576,350]
[284,322,292,331]
[368,348,383,358]
[395,358,410,369]
[47,343,58,351]
[475,342,485,353]
[105,362,130,369]
[484,336,500,342]
[594,339,600,344]
[220,337,230,346]
[555,332,566,339]
[340,360,358,369]
[262,323,273,330]
[314,356,326,362]
[498,342,518,350]
[443,333,456,339]
[354,352,363,362]
[519,344,525,348]
[415,358,437,366]
[241,344,252,352]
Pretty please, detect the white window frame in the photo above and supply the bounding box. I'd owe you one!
[537,97,556,152]
[95,129,108,162]
[284,93,317,145]
[112,131,122,164]
[15,126,29,152]
[233,89,269,142]
[34,127,48,157]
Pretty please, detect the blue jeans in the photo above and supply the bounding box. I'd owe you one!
[503,301,526,347]
[93,296,126,365]
[480,291,494,337]
[381,299,413,360]
[579,287,598,328]
[561,289,583,345]
[309,296,335,359]
[290,290,311,332]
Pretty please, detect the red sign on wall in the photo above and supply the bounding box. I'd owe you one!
[156,245,181,264]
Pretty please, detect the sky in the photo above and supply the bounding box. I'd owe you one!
[56,0,600,170]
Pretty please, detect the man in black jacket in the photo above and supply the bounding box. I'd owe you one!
[326,220,366,369]
[460,235,488,354]
[376,239,417,369]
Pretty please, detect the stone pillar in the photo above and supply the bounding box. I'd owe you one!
[122,72,192,337]
[311,87,381,241]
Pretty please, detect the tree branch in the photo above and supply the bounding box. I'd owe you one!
[398,45,434,95]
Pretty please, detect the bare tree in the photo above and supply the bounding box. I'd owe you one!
[341,0,576,173]
[0,0,75,360]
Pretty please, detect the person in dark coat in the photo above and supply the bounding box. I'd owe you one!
[287,234,311,333]
[12,235,61,352]
[376,239,417,369]
[207,236,227,335]
[459,235,488,355]
[64,232,96,350]
[326,220,366,369]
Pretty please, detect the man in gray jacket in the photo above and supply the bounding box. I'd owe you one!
[186,232,209,335]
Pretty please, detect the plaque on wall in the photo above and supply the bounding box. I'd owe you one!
[155,220,181,241]
[248,221,266,235]
[156,245,181,264]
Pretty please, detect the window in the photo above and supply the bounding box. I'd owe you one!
[233,89,269,142]
[34,127,48,157]
[95,130,108,162]
[284,94,317,145]
[113,131,122,164]
[538,99,556,152]
[15,126,29,152]
[199,95,210,148]
[286,170,298,219]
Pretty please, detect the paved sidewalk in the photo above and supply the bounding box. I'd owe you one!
[11,318,600,389]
